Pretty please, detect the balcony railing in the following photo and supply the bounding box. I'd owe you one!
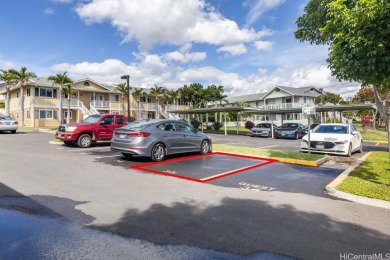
[262,103,305,110]
[90,100,110,109]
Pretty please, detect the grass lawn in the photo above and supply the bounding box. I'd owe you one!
[213,144,325,161]
[338,152,390,201]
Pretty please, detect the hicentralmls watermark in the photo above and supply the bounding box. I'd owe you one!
[340,253,390,260]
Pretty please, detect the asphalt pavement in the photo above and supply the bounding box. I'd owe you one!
[0,131,389,259]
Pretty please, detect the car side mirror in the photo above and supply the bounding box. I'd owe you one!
[193,129,198,133]
[352,131,359,135]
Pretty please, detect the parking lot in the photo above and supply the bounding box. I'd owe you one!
[1,131,389,259]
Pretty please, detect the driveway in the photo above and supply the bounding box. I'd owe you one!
[0,131,389,259]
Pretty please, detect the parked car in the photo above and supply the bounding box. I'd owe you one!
[305,123,320,134]
[300,123,363,157]
[55,114,127,148]
[0,115,18,134]
[274,123,306,139]
[111,119,212,161]
[250,123,278,138]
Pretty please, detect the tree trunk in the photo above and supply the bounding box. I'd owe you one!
[373,85,390,156]
[67,97,71,124]
[58,87,63,125]
[5,87,10,116]
[20,86,24,126]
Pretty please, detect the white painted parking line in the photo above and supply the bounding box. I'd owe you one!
[67,147,110,152]
[258,145,279,149]
[95,155,121,159]
[223,142,247,145]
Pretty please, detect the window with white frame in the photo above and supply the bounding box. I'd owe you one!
[64,111,72,119]
[34,88,57,98]
[140,96,146,102]
[26,88,31,97]
[27,110,30,119]
[35,110,57,119]
[111,94,119,102]
[140,111,147,119]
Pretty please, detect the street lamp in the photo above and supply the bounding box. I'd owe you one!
[120,75,131,122]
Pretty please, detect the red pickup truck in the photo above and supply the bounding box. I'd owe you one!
[55,114,127,148]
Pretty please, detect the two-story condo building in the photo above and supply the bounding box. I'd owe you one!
[0,77,187,127]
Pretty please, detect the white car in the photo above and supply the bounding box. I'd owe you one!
[0,115,19,134]
[300,123,363,157]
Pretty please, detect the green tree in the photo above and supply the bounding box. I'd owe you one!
[150,85,165,119]
[315,91,342,105]
[48,72,73,125]
[295,0,390,153]
[115,83,128,115]
[132,88,146,120]
[0,69,17,116]
[62,83,76,124]
[8,67,37,126]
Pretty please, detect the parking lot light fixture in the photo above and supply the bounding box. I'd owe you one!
[120,75,131,122]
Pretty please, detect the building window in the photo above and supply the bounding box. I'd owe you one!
[140,111,147,119]
[111,94,119,102]
[34,88,57,98]
[16,91,19,98]
[26,88,31,97]
[35,110,57,119]
[27,110,30,119]
[140,96,146,102]
[84,81,90,86]
[64,111,72,119]
[285,98,292,103]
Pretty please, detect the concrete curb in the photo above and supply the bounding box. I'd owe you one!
[325,152,390,210]
[274,156,330,167]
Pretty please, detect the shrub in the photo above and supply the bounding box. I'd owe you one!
[191,119,201,129]
[245,121,255,129]
[213,122,223,130]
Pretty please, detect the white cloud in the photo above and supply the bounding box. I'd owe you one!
[244,0,286,27]
[253,40,274,50]
[43,8,55,15]
[217,44,247,56]
[164,51,206,63]
[75,0,273,55]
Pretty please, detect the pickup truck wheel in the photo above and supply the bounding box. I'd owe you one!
[151,143,166,161]
[77,134,92,148]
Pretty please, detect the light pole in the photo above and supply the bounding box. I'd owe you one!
[121,75,131,122]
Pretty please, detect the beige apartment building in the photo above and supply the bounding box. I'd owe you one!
[0,77,188,127]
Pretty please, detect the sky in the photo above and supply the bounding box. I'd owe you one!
[0,0,360,99]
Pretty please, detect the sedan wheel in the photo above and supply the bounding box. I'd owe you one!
[358,142,363,153]
[151,143,166,161]
[347,143,352,157]
[200,140,211,154]
[77,134,92,148]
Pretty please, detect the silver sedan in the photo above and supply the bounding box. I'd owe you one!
[0,115,19,134]
[111,119,212,161]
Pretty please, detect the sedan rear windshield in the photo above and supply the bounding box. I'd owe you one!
[280,123,298,128]
[122,121,154,131]
[256,124,271,128]
[0,116,13,120]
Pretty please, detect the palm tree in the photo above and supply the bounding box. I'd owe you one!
[8,67,36,126]
[47,72,73,125]
[0,70,16,116]
[132,88,146,120]
[115,83,127,115]
[150,85,165,119]
[62,83,76,124]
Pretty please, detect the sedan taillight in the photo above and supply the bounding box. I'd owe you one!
[127,132,151,137]
[14,121,18,125]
